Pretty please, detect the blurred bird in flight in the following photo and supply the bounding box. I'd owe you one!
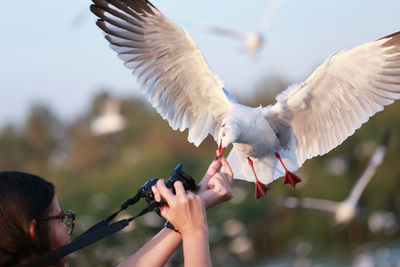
[198,0,284,56]
[90,93,125,136]
[90,0,400,199]
[278,133,390,225]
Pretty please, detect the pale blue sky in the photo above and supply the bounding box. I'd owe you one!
[1,0,399,128]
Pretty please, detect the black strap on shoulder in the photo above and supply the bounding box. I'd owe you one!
[24,193,158,267]
[42,218,131,266]
[42,207,153,265]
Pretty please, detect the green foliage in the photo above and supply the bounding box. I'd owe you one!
[1,79,400,266]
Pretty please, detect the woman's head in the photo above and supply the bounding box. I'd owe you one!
[0,171,70,266]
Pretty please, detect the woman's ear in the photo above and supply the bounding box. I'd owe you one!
[29,219,37,241]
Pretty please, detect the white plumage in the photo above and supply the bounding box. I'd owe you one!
[90,0,400,197]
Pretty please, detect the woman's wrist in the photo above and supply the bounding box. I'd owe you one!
[180,224,208,239]
[181,226,212,267]
[181,227,209,251]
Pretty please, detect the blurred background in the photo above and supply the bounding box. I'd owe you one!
[1,0,400,266]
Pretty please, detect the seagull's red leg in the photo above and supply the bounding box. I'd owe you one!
[275,152,301,188]
[247,157,270,199]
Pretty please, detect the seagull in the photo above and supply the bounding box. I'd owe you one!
[90,93,126,136]
[198,0,283,54]
[90,0,400,199]
[278,133,390,225]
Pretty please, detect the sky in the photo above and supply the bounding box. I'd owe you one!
[1,0,400,129]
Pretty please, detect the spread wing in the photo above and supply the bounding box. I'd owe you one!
[266,32,400,165]
[90,0,234,146]
[258,0,283,33]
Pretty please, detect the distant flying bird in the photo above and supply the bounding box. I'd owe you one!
[199,0,283,54]
[278,133,390,225]
[90,0,400,199]
[90,93,125,136]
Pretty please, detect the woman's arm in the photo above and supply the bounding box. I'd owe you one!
[155,180,211,267]
[180,224,210,267]
[117,228,181,267]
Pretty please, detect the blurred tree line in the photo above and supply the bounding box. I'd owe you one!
[1,77,399,266]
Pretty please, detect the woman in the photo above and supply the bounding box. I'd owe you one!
[0,171,70,266]
[0,157,233,267]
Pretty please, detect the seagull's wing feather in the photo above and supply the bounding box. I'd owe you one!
[90,0,234,146]
[258,0,283,33]
[267,32,400,165]
[348,132,390,203]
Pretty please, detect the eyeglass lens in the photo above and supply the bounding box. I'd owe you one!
[62,212,75,234]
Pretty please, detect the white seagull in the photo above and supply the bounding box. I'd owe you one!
[198,0,283,54]
[90,93,126,136]
[90,0,400,199]
[278,133,390,225]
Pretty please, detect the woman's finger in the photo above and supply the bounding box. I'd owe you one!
[151,186,162,202]
[156,179,175,203]
[208,174,225,191]
[220,157,233,184]
[201,159,222,184]
[173,181,186,196]
[209,174,233,200]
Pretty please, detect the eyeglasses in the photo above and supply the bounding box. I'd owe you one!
[37,210,76,235]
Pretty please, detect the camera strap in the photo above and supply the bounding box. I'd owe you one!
[73,192,144,241]
[29,193,159,267]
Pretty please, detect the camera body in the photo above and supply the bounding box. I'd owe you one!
[138,164,198,214]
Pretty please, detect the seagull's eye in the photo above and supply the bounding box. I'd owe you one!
[222,123,226,128]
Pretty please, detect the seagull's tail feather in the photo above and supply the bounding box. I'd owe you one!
[227,147,300,185]
[226,149,255,183]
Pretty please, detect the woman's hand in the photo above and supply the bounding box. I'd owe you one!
[197,157,234,209]
[152,180,207,236]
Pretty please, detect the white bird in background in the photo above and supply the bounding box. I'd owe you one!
[198,0,283,54]
[90,0,400,199]
[278,133,390,225]
[90,93,126,136]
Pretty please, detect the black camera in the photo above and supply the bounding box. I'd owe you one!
[138,164,198,214]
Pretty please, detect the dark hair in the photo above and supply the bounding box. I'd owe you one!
[0,171,55,266]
